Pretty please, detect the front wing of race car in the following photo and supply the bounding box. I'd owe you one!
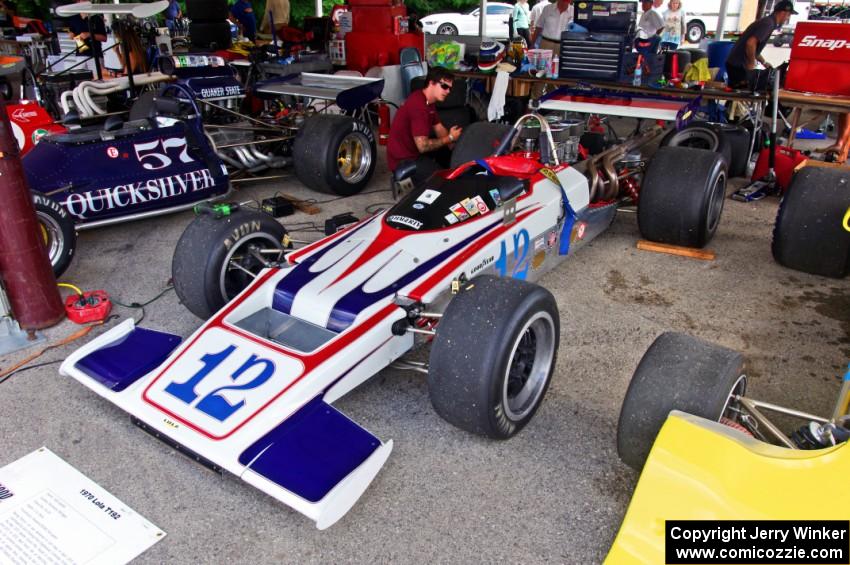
[59,301,402,529]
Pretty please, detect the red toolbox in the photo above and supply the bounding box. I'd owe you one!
[786,22,850,96]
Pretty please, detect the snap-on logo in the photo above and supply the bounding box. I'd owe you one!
[798,35,850,50]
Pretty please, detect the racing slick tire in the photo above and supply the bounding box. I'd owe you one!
[172,209,287,319]
[772,167,850,278]
[33,193,76,278]
[712,123,750,178]
[638,146,727,248]
[428,275,560,439]
[449,121,513,168]
[617,332,746,471]
[293,115,376,196]
[660,121,732,168]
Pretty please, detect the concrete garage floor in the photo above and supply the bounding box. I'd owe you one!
[2,46,848,564]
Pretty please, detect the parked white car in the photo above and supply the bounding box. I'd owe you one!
[420,3,513,38]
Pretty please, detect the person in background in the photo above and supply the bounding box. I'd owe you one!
[725,0,796,88]
[529,0,550,47]
[513,0,531,45]
[165,0,181,34]
[67,0,107,55]
[387,67,463,186]
[660,0,685,50]
[113,25,148,75]
[531,0,573,56]
[635,0,664,53]
[261,0,290,33]
[230,0,256,41]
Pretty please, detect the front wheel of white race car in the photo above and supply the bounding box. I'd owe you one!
[172,209,288,319]
[428,275,560,439]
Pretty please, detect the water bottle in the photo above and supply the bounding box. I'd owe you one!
[633,61,642,86]
[550,56,559,78]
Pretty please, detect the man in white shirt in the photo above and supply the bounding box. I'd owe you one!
[530,0,573,55]
[529,0,550,46]
[637,0,664,39]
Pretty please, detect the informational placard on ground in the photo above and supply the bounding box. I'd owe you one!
[0,447,165,564]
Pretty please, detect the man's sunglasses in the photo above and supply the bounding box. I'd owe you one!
[438,82,453,91]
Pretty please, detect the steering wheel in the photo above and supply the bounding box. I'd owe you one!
[157,82,202,116]
[494,112,560,166]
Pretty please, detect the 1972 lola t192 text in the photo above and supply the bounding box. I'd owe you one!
[60,113,729,528]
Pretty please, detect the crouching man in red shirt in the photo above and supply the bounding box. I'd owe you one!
[387,66,463,185]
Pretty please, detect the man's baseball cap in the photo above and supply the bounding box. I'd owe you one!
[773,0,798,14]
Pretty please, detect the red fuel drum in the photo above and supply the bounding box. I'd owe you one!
[786,22,850,96]
[0,100,64,329]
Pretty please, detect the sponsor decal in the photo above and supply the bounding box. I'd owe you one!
[532,250,546,270]
[200,85,243,98]
[31,128,48,144]
[417,188,441,204]
[444,213,458,225]
[472,195,489,214]
[461,198,479,216]
[387,215,423,229]
[489,188,502,206]
[107,146,119,158]
[450,203,470,220]
[63,168,217,219]
[547,230,557,248]
[469,255,494,275]
[570,221,587,242]
[534,236,546,251]
[412,202,425,210]
[11,107,37,123]
[799,35,850,50]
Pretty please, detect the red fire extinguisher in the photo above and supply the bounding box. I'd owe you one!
[378,102,391,146]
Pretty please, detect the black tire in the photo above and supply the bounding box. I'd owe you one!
[660,122,732,168]
[186,0,229,21]
[436,23,459,35]
[189,21,232,50]
[686,22,705,44]
[638,146,727,248]
[172,209,287,319]
[449,121,512,168]
[617,332,746,471]
[712,123,750,178]
[772,167,850,278]
[293,115,376,196]
[687,48,708,62]
[33,194,76,278]
[428,275,560,439]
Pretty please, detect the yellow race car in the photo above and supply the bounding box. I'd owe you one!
[607,332,850,563]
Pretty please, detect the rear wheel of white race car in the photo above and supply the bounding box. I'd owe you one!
[33,193,76,278]
[172,209,287,319]
[638,146,727,248]
[617,332,746,471]
[428,276,560,439]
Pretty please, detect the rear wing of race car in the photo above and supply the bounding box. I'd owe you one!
[60,319,392,529]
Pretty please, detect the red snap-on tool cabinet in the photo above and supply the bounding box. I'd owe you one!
[786,22,850,96]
